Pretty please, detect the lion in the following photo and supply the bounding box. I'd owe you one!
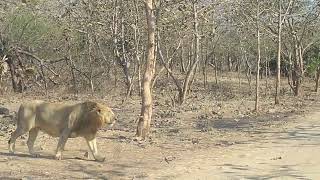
[8,100,116,162]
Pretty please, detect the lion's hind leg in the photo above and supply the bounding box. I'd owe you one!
[8,128,28,154]
[27,128,40,157]
[55,128,71,160]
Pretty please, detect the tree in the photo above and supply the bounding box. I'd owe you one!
[255,0,261,112]
[136,0,156,139]
[284,1,319,96]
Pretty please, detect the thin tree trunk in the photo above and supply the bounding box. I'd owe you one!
[69,59,77,96]
[180,47,186,73]
[40,62,48,95]
[238,57,242,89]
[287,52,295,92]
[214,56,218,84]
[203,42,208,88]
[275,0,293,103]
[227,53,232,72]
[88,34,95,94]
[134,0,141,96]
[112,0,119,88]
[179,1,200,104]
[138,49,145,95]
[136,0,156,139]
[255,0,261,112]
[6,56,23,93]
[275,0,282,105]
[265,57,268,95]
[186,45,192,71]
[245,55,252,92]
[316,67,320,93]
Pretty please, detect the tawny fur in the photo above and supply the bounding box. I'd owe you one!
[8,100,115,161]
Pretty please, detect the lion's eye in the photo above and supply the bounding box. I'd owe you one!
[97,109,101,114]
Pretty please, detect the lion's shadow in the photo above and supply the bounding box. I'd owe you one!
[0,151,54,160]
[0,151,96,161]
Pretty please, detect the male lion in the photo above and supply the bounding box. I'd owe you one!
[8,100,115,162]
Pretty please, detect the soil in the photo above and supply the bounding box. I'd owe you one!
[0,74,319,179]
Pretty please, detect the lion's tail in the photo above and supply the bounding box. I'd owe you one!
[12,104,24,124]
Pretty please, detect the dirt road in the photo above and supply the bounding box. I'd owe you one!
[0,104,320,179]
[149,109,320,179]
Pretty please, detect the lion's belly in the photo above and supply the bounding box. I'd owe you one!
[35,112,68,137]
[36,121,61,137]
[38,126,61,137]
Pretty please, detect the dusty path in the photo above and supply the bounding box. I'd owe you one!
[0,103,320,179]
[149,108,320,179]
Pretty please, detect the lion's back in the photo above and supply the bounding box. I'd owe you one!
[17,100,73,136]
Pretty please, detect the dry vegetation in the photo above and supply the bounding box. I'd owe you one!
[0,0,320,179]
[0,72,319,179]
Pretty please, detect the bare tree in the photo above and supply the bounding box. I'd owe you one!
[255,0,261,112]
[275,0,293,104]
[136,0,156,139]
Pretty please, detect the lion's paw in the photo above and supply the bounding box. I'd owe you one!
[55,153,62,160]
[94,155,105,162]
[9,150,15,155]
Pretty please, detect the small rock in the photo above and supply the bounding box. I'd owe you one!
[22,176,33,180]
[164,156,176,164]
[271,156,282,160]
[168,129,179,133]
[268,109,276,113]
[192,138,200,144]
[84,151,89,158]
[0,107,9,115]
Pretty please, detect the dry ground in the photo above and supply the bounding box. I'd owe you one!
[0,73,320,179]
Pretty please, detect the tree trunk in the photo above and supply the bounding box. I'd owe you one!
[275,0,282,105]
[186,46,192,71]
[178,2,200,104]
[112,0,119,88]
[255,0,261,112]
[180,47,186,73]
[136,0,156,139]
[316,67,320,93]
[203,42,208,88]
[134,0,141,95]
[213,56,218,84]
[291,38,304,96]
[227,53,232,72]
[6,56,23,93]
[245,54,252,92]
[265,57,269,95]
[210,12,218,85]
[237,57,242,89]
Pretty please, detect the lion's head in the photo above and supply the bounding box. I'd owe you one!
[83,101,116,129]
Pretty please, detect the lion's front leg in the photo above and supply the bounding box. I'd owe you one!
[55,128,71,160]
[85,137,105,162]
